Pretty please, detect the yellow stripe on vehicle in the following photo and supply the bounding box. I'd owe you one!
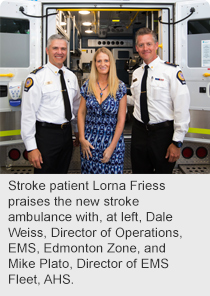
[188,128,210,135]
[1,128,209,137]
[0,130,21,137]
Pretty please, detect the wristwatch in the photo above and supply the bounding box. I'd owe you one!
[172,140,183,148]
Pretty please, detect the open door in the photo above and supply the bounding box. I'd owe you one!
[175,0,210,141]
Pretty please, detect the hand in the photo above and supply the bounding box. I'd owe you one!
[73,132,80,147]
[80,139,94,160]
[101,147,114,163]
[28,149,43,169]
[165,143,181,163]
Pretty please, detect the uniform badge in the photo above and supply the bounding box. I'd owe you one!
[177,70,186,85]
[30,66,43,74]
[24,77,34,92]
[165,61,178,67]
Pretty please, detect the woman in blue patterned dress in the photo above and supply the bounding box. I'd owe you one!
[78,47,127,174]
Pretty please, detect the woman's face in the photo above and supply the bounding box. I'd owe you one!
[95,52,110,75]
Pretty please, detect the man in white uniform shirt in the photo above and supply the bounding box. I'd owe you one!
[130,28,190,174]
[21,34,80,173]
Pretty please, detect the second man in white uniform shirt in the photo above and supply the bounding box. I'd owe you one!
[130,28,190,174]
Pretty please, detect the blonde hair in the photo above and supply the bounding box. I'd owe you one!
[88,47,119,99]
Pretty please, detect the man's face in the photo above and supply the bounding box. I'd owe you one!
[46,39,67,68]
[135,34,158,64]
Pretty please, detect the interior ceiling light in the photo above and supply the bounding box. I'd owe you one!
[85,27,93,33]
[112,19,120,22]
[82,22,92,26]
[79,11,90,15]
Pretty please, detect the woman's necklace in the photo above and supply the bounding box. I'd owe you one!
[97,81,108,98]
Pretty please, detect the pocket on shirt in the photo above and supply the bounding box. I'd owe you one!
[67,80,79,100]
[150,79,170,101]
[67,80,78,90]
[41,84,61,106]
[130,80,141,100]
[42,84,60,94]
[131,79,140,90]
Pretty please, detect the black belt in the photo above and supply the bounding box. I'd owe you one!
[36,121,71,129]
[134,117,173,131]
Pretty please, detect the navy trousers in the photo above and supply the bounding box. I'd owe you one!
[131,117,176,174]
[34,123,73,174]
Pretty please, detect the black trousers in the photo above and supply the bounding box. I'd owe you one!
[131,118,176,174]
[34,123,73,174]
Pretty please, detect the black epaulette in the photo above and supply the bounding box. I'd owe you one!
[30,66,44,74]
[164,61,179,67]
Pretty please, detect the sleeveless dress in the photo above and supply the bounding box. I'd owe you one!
[80,80,127,174]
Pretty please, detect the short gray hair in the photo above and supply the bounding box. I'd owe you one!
[47,34,68,49]
[135,27,158,44]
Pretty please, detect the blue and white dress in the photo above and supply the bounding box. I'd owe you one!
[80,80,127,174]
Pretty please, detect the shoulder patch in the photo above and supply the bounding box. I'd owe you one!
[164,61,178,67]
[24,77,34,92]
[30,66,44,74]
[177,70,186,85]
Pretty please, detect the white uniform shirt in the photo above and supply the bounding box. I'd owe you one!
[130,56,190,142]
[21,62,80,151]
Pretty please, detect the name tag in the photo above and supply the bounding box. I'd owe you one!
[44,81,53,85]
[155,78,164,81]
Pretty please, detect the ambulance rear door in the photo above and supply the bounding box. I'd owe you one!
[175,0,210,142]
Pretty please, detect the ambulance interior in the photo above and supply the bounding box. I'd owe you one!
[56,9,159,135]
